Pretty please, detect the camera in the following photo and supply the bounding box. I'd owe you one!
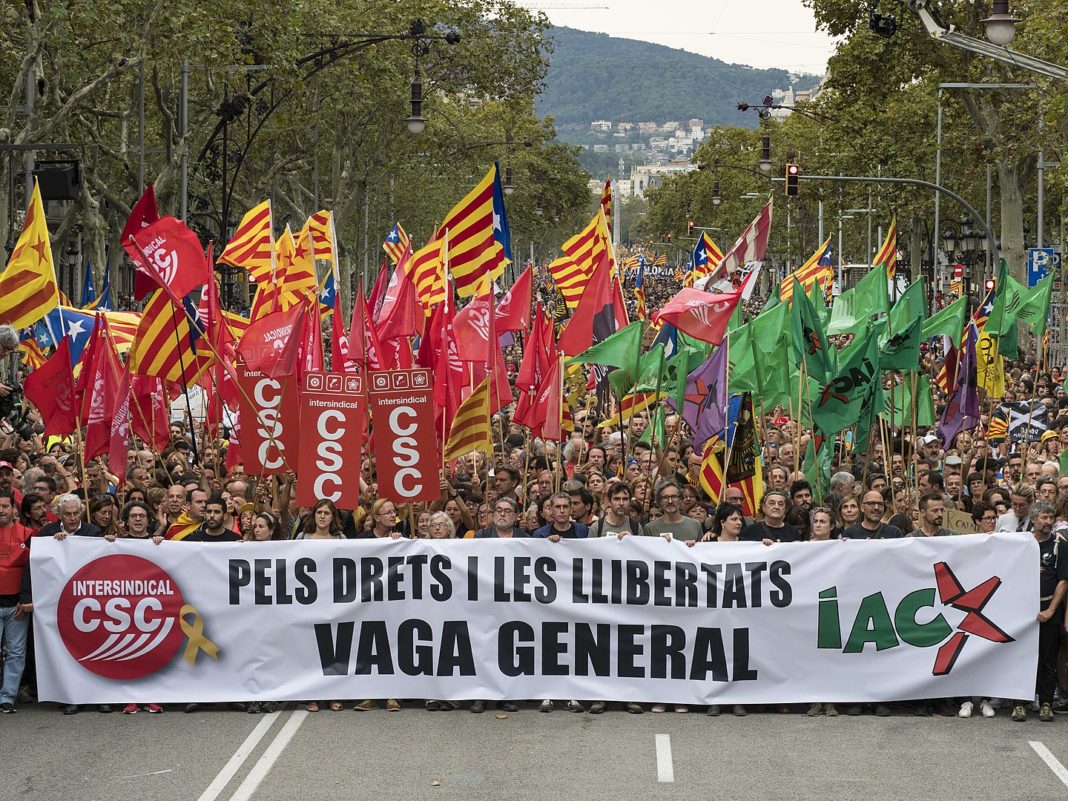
[0,387,35,441]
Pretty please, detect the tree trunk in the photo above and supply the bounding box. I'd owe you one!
[998,156,1026,286]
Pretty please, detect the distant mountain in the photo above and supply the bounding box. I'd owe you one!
[538,27,822,128]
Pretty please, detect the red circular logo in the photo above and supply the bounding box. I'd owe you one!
[57,555,186,680]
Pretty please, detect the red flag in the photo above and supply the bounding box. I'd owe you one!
[236,303,308,378]
[557,251,625,357]
[82,321,124,461]
[24,337,77,437]
[514,306,556,430]
[532,355,563,441]
[368,258,390,323]
[416,293,464,438]
[125,216,212,306]
[377,253,420,343]
[121,184,161,300]
[453,294,493,362]
[109,368,132,484]
[298,297,324,377]
[348,284,383,370]
[330,289,354,373]
[496,265,532,332]
[76,315,105,425]
[652,287,742,346]
[130,375,170,452]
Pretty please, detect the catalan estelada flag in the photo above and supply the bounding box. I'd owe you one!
[599,179,613,233]
[691,232,724,283]
[0,180,59,329]
[873,218,897,279]
[218,200,274,283]
[442,377,493,461]
[634,255,647,320]
[779,237,833,303]
[441,164,511,298]
[382,223,410,266]
[131,290,211,385]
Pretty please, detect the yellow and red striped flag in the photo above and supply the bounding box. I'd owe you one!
[873,218,897,279]
[442,377,493,461]
[599,179,613,233]
[697,435,725,503]
[441,165,508,298]
[18,339,47,370]
[0,180,59,328]
[556,209,612,308]
[779,237,833,303]
[382,223,410,266]
[218,200,274,282]
[410,231,447,311]
[307,210,336,267]
[130,290,211,385]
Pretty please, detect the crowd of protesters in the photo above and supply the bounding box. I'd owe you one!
[1,273,1067,722]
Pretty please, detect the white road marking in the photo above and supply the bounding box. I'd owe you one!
[1030,741,1068,790]
[118,769,174,779]
[228,710,309,801]
[196,711,281,801]
[655,733,675,783]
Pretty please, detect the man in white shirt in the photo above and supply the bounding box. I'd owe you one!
[996,483,1034,532]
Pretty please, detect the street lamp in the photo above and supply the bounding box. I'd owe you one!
[758,133,772,173]
[405,66,425,134]
[712,178,721,206]
[982,0,1019,46]
[503,166,515,196]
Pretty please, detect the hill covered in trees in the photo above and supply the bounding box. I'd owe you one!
[538,27,821,127]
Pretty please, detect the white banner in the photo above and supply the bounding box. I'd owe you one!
[31,535,1039,705]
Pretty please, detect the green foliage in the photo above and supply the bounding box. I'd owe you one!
[537,27,821,127]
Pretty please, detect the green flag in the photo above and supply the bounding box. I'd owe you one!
[879,376,935,428]
[985,259,1010,335]
[811,329,880,435]
[567,321,644,379]
[802,428,833,503]
[990,272,1054,338]
[752,333,793,410]
[1060,447,1068,478]
[638,405,667,448]
[791,277,834,384]
[879,279,926,371]
[828,265,890,335]
[853,379,885,456]
[922,295,968,346]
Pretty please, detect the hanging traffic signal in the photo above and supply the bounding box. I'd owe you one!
[985,278,996,291]
[688,220,694,235]
[785,163,799,197]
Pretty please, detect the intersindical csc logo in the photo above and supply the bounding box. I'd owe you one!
[57,555,218,680]
[817,561,1013,675]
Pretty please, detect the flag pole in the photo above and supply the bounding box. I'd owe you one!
[71,424,92,523]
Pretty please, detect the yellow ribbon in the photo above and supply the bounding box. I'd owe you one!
[179,604,220,666]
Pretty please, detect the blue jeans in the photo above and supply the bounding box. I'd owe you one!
[0,605,29,705]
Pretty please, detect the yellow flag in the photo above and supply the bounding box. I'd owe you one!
[976,331,1005,398]
[443,378,492,462]
[0,180,59,328]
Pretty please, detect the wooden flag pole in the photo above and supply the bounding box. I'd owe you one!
[71,425,92,523]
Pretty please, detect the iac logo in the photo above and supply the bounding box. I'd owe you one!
[816,562,1013,675]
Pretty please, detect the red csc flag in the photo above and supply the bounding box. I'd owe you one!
[124,216,211,304]
[652,287,742,346]
[235,363,299,476]
[297,372,365,509]
[367,369,439,503]
[236,303,307,378]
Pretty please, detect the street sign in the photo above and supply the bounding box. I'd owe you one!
[1027,247,1055,287]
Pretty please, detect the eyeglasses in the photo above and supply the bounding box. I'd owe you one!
[979,515,997,522]
[659,494,680,501]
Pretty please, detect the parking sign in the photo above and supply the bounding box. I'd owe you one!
[1027,248,1055,287]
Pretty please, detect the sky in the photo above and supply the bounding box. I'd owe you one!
[526,0,838,74]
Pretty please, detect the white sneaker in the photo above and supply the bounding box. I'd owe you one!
[980,700,995,718]
[958,701,973,718]
[539,699,553,713]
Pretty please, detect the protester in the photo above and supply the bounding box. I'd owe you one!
[0,489,33,713]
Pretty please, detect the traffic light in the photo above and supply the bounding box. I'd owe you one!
[785,163,799,197]
[952,263,964,279]
[984,278,996,291]
[687,221,694,236]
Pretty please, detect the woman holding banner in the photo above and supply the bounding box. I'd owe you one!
[806,506,838,718]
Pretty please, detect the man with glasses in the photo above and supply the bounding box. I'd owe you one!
[647,482,702,543]
[843,490,904,540]
[474,498,527,538]
[996,483,1034,532]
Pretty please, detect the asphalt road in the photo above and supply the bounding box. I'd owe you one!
[4,702,1068,801]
